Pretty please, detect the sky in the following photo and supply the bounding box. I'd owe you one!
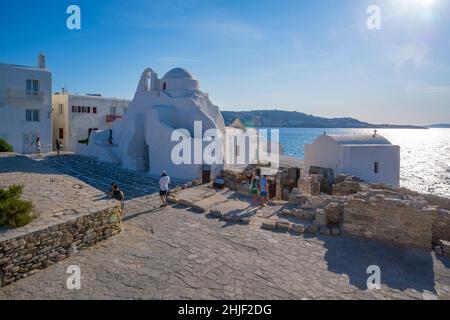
[0,0,449,125]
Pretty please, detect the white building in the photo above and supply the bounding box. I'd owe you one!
[52,93,130,152]
[83,67,227,181]
[0,53,52,153]
[304,133,400,187]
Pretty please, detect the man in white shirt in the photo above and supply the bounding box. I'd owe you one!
[159,171,171,207]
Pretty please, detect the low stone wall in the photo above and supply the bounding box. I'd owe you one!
[432,209,450,244]
[342,196,434,248]
[0,207,121,287]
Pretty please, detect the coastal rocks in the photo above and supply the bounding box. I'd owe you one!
[0,207,122,287]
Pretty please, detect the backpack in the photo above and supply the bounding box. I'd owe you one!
[112,190,124,201]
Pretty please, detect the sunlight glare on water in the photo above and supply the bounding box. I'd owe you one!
[269,128,450,197]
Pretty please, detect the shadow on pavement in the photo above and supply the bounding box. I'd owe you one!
[323,235,436,293]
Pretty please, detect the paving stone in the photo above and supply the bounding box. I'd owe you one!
[2,154,450,300]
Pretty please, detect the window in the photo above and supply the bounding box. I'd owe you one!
[25,109,39,122]
[374,161,379,174]
[163,82,167,90]
[93,107,97,114]
[235,145,240,157]
[58,104,63,115]
[26,79,39,96]
[59,128,64,139]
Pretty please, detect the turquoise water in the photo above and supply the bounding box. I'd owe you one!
[264,128,450,197]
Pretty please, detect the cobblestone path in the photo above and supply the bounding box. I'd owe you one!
[1,194,450,299]
[42,154,186,199]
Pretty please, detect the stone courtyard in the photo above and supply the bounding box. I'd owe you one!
[1,154,450,299]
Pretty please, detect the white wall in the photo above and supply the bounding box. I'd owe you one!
[304,135,341,174]
[83,67,227,181]
[0,64,52,154]
[340,145,400,187]
[52,93,130,151]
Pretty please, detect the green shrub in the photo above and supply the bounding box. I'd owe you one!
[0,184,34,228]
[0,138,13,152]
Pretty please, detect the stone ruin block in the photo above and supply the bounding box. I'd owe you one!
[438,240,450,258]
[309,166,335,194]
[288,188,308,205]
[342,196,434,249]
[332,181,363,196]
[314,209,327,227]
[298,174,322,196]
[324,202,344,226]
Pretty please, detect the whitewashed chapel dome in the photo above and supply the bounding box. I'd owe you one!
[162,68,195,79]
[161,68,200,91]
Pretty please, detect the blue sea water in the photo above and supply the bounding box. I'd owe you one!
[264,128,450,198]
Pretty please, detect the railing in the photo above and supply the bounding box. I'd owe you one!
[106,115,123,123]
[6,89,45,104]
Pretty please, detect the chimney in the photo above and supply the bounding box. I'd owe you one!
[38,52,46,69]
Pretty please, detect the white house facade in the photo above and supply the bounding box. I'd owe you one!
[52,92,130,152]
[0,54,52,153]
[82,67,227,181]
[304,133,400,187]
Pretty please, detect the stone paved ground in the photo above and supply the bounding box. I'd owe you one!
[1,193,450,300]
[1,154,450,300]
[40,154,186,199]
[0,155,114,241]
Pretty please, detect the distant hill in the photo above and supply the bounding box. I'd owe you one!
[221,110,426,129]
[426,124,450,128]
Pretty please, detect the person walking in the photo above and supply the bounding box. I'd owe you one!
[56,139,63,156]
[159,171,171,207]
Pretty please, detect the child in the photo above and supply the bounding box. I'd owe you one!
[250,174,260,205]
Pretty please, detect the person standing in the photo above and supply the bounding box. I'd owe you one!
[159,171,171,207]
[259,175,269,207]
[249,174,260,205]
[56,139,63,156]
[35,137,42,158]
[111,184,125,210]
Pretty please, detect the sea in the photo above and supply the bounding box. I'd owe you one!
[266,128,450,198]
